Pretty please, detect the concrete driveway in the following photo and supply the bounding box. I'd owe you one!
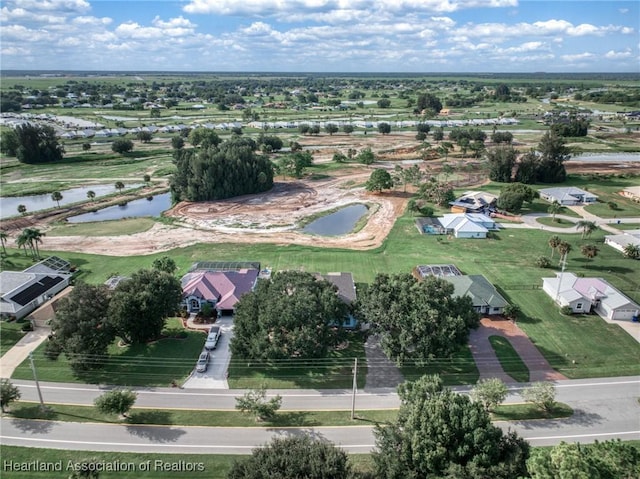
[182,316,234,389]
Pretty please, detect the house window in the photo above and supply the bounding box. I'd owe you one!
[576,303,583,310]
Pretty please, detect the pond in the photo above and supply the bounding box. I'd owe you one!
[302,204,368,236]
[67,193,172,223]
[1,184,143,220]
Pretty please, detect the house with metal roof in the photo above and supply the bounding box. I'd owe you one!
[441,275,509,315]
[604,230,640,255]
[0,256,72,319]
[437,213,498,239]
[542,272,639,321]
[539,187,598,205]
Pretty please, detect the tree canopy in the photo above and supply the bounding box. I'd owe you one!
[170,137,274,202]
[228,436,352,479]
[107,269,182,344]
[357,274,478,365]
[13,124,64,164]
[45,282,115,373]
[374,375,529,479]
[365,169,394,193]
[486,145,517,183]
[231,271,348,360]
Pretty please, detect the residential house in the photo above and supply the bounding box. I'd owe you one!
[0,256,72,320]
[621,186,640,203]
[539,187,598,205]
[314,272,358,329]
[437,213,498,239]
[604,230,640,254]
[181,262,260,316]
[449,191,498,214]
[542,272,640,321]
[442,275,509,315]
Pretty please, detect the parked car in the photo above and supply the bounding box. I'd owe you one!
[196,351,210,372]
[205,326,221,350]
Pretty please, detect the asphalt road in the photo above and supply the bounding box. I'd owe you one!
[3,376,639,453]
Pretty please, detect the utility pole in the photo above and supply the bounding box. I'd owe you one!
[351,357,358,420]
[555,252,568,303]
[28,352,46,411]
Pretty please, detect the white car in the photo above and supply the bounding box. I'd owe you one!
[196,351,210,372]
[204,326,221,350]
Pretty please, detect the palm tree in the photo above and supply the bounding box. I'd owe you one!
[17,204,27,216]
[87,190,96,202]
[576,220,598,239]
[16,231,32,258]
[0,231,7,256]
[557,241,572,263]
[623,243,640,260]
[547,201,561,222]
[548,235,562,259]
[23,228,45,260]
[580,244,599,267]
[51,191,63,208]
[115,181,125,193]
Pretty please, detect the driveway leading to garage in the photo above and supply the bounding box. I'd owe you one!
[182,316,234,389]
[469,318,567,383]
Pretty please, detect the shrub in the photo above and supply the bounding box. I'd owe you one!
[560,305,573,316]
[536,256,551,268]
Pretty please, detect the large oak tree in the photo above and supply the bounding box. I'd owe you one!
[231,271,348,360]
[358,274,478,365]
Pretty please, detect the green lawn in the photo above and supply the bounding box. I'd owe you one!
[47,218,156,236]
[488,336,530,383]
[228,331,368,389]
[400,345,479,386]
[0,320,28,356]
[536,217,576,229]
[614,223,640,230]
[11,318,205,387]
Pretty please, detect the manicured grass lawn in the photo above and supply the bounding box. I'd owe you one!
[615,223,640,230]
[560,175,640,218]
[400,345,479,386]
[228,331,368,389]
[488,336,530,383]
[47,218,156,236]
[11,318,205,387]
[0,320,28,356]
[7,401,397,427]
[536,217,576,228]
[514,291,640,379]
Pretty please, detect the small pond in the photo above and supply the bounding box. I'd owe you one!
[302,204,368,236]
[67,193,172,223]
[1,184,143,220]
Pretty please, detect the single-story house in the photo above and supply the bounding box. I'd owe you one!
[437,213,498,239]
[621,186,640,203]
[0,256,72,320]
[181,262,260,316]
[539,187,598,205]
[449,191,498,214]
[442,275,509,315]
[314,272,358,329]
[542,272,640,321]
[604,230,640,254]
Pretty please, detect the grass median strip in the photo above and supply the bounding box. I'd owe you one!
[6,400,572,427]
[488,335,530,383]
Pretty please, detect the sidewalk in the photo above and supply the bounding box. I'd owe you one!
[0,326,51,379]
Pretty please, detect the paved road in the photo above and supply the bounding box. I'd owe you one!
[3,377,638,453]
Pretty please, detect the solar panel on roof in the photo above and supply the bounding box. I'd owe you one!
[10,276,64,306]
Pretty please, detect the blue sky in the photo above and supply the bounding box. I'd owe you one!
[1,0,638,72]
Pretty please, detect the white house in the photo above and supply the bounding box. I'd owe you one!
[0,256,72,320]
[542,272,639,321]
[437,213,498,239]
[539,187,598,206]
[604,230,640,254]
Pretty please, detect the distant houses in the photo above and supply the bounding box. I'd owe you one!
[416,213,499,239]
[449,191,498,215]
[604,230,640,255]
[542,272,639,321]
[539,187,598,206]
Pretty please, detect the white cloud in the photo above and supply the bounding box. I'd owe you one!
[115,17,196,39]
[1,45,31,55]
[605,49,632,59]
[561,52,595,62]
[1,6,65,23]
[11,0,90,13]
[72,15,112,26]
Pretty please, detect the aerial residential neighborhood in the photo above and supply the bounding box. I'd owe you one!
[1,1,640,478]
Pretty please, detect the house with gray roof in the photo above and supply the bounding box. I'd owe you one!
[442,275,509,315]
[605,230,640,255]
[315,272,358,328]
[0,256,72,320]
[539,187,598,205]
[542,272,639,321]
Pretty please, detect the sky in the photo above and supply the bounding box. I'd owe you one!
[1,0,638,73]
